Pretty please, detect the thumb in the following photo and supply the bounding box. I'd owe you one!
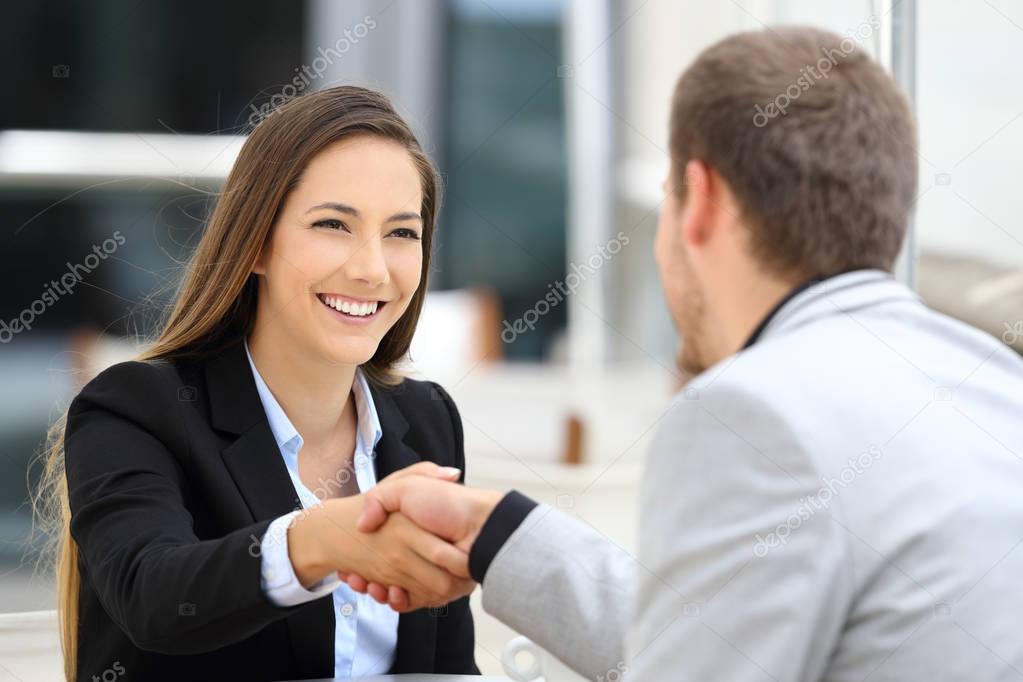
[357,476,414,532]
[356,491,391,532]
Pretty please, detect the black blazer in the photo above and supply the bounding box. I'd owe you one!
[63,336,479,681]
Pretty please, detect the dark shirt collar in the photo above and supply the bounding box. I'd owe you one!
[741,272,845,350]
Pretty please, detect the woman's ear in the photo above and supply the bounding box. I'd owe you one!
[252,245,267,276]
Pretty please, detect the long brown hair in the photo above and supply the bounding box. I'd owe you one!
[31,85,442,681]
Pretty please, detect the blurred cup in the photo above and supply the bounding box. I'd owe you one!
[501,636,586,682]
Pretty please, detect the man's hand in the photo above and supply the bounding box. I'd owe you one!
[338,475,504,611]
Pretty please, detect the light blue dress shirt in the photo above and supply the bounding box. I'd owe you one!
[243,337,399,678]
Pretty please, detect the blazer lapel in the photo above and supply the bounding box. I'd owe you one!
[205,337,302,521]
[369,383,423,478]
[204,338,334,679]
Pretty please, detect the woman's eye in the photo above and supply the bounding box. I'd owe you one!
[313,219,349,231]
[388,228,421,240]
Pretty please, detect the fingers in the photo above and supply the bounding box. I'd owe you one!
[388,585,411,612]
[356,579,408,611]
[368,582,389,604]
[402,521,472,579]
[348,574,468,614]
[382,516,473,604]
[382,461,461,484]
[360,581,467,614]
[344,574,425,615]
[343,572,369,593]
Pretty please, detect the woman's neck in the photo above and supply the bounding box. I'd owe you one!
[246,324,358,449]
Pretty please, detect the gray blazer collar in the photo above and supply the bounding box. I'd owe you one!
[757,269,923,343]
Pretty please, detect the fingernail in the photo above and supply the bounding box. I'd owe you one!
[438,466,461,478]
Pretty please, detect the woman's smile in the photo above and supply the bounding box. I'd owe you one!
[316,292,389,326]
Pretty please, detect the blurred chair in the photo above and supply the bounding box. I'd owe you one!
[407,287,504,380]
[919,253,1023,354]
[409,288,601,465]
[0,609,62,681]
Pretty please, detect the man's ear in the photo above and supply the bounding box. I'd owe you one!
[679,159,713,249]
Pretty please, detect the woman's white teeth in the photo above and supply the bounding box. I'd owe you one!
[321,295,378,317]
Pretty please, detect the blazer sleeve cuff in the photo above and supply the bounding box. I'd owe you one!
[469,490,538,582]
[260,510,342,606]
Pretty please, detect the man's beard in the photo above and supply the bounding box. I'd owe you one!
[676,260,710,377]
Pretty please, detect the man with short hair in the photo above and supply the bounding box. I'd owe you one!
[349,27,1023,681]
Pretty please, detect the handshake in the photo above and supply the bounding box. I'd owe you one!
[286,463,505,612]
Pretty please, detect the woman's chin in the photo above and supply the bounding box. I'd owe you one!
[318,338,380,368]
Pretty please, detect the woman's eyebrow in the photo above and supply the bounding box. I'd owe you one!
[304,202,421,222]
[305,201,358,216]
[387,211,422,222]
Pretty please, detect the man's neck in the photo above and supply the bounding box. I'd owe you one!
[715,272,807,360]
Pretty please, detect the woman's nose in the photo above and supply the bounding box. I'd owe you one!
[343,235,389,287]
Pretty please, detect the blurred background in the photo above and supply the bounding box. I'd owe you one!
[1,0,1021,675]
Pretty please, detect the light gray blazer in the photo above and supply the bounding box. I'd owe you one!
[481,269,1023,681]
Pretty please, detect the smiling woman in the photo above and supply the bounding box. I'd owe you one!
[32,86,480,682]
[251,134,427,364]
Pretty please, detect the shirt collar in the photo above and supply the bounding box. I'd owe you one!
[242,336,383,457]
[741,269,858,350]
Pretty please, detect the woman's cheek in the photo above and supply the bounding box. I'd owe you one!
[390,248,423,294]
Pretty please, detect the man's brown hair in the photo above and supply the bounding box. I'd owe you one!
[669,26,918,278]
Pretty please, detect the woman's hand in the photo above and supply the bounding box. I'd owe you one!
[286,463,475,609]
